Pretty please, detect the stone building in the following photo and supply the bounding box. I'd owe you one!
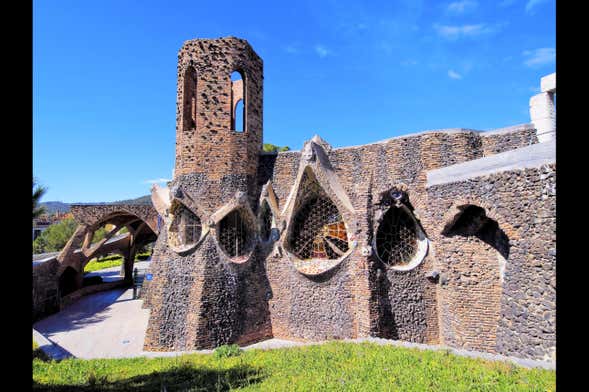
[139,36,555,362]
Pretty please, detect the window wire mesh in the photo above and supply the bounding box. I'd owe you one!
[288,171,349,260]
[219,209,251,257]
[168,204,202,247]
[376,207,418,266]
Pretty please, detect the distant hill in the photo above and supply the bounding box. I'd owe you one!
[41,194,152,212]
[110,195,152,205]
[40,201,70,214]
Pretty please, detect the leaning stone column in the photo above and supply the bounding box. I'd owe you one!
[530,72,556,143]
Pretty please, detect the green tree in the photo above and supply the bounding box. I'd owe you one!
[263,143,290,152]
[33,217,78,253]
[33,178,47,219]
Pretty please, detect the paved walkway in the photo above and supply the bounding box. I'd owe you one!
[34,288,150,359]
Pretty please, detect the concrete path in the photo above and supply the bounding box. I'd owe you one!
[33,260,152,359]
[34,288,150,359]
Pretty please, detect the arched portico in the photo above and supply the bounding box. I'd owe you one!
[55,204,159,300]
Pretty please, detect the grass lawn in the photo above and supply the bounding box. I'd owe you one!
[83,252,151,273]
[33,342,555,391]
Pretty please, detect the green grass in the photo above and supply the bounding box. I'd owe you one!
[83,255,124,273]
[33,342,555,391]
[83,252,151,273]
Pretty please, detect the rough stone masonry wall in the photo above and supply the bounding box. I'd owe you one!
[479,124,538,156]
[33,258,60,322]
[143,221,273,351]
[425,163,555,361]
[145,37,268,351]
[256,127,536,345]
[174,37,263,191]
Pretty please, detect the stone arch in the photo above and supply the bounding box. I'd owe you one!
[442,205,510,260]
[54,204,160,296]
[437,200,509,353]
[437,197,517,242]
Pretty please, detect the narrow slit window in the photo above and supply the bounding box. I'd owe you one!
[231,71,245,132]
[183,67,197,131]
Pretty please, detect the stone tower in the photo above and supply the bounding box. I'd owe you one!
[144,37,271,351]
[173,36,263,209]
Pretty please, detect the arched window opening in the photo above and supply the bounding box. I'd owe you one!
[230,71,245,132]
[218,209,253,258]
[376,207,419,267]
[183,67,197,130]
[259,201,272,242]
[287,170,349,260]
[442,205,509,260]
[168,204,202,248]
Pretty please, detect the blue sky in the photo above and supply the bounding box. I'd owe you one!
[33,0,555,203]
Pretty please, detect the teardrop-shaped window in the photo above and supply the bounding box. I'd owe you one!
[168,203,202,248]
[218,208,253,258]
[287,169,349,260]
[375,203,428,271]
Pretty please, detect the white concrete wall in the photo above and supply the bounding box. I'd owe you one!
[530,72,556,143]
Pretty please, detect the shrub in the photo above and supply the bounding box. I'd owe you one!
[263,143,290,152]
[214,344,242,359]
[33,217,78,253]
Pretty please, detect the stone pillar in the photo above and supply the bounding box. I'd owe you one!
[530,72,556,143]
[123,245,136,284]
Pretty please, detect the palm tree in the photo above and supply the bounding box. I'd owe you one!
[33,178,47,219]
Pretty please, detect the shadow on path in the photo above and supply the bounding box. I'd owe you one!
[34,289,130,335]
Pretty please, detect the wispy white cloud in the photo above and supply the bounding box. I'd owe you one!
[143,178,171,184]
[448,70,462,79]
[522,48,555,67]
[434,23,500,39]
[525,0,549,14]
[447,0,478,14]
[314,45,333,58]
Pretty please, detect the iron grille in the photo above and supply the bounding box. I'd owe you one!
[168,204,201,247]
[288,170,349,260]
[376,207,418,266]
[218,209,251,257]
